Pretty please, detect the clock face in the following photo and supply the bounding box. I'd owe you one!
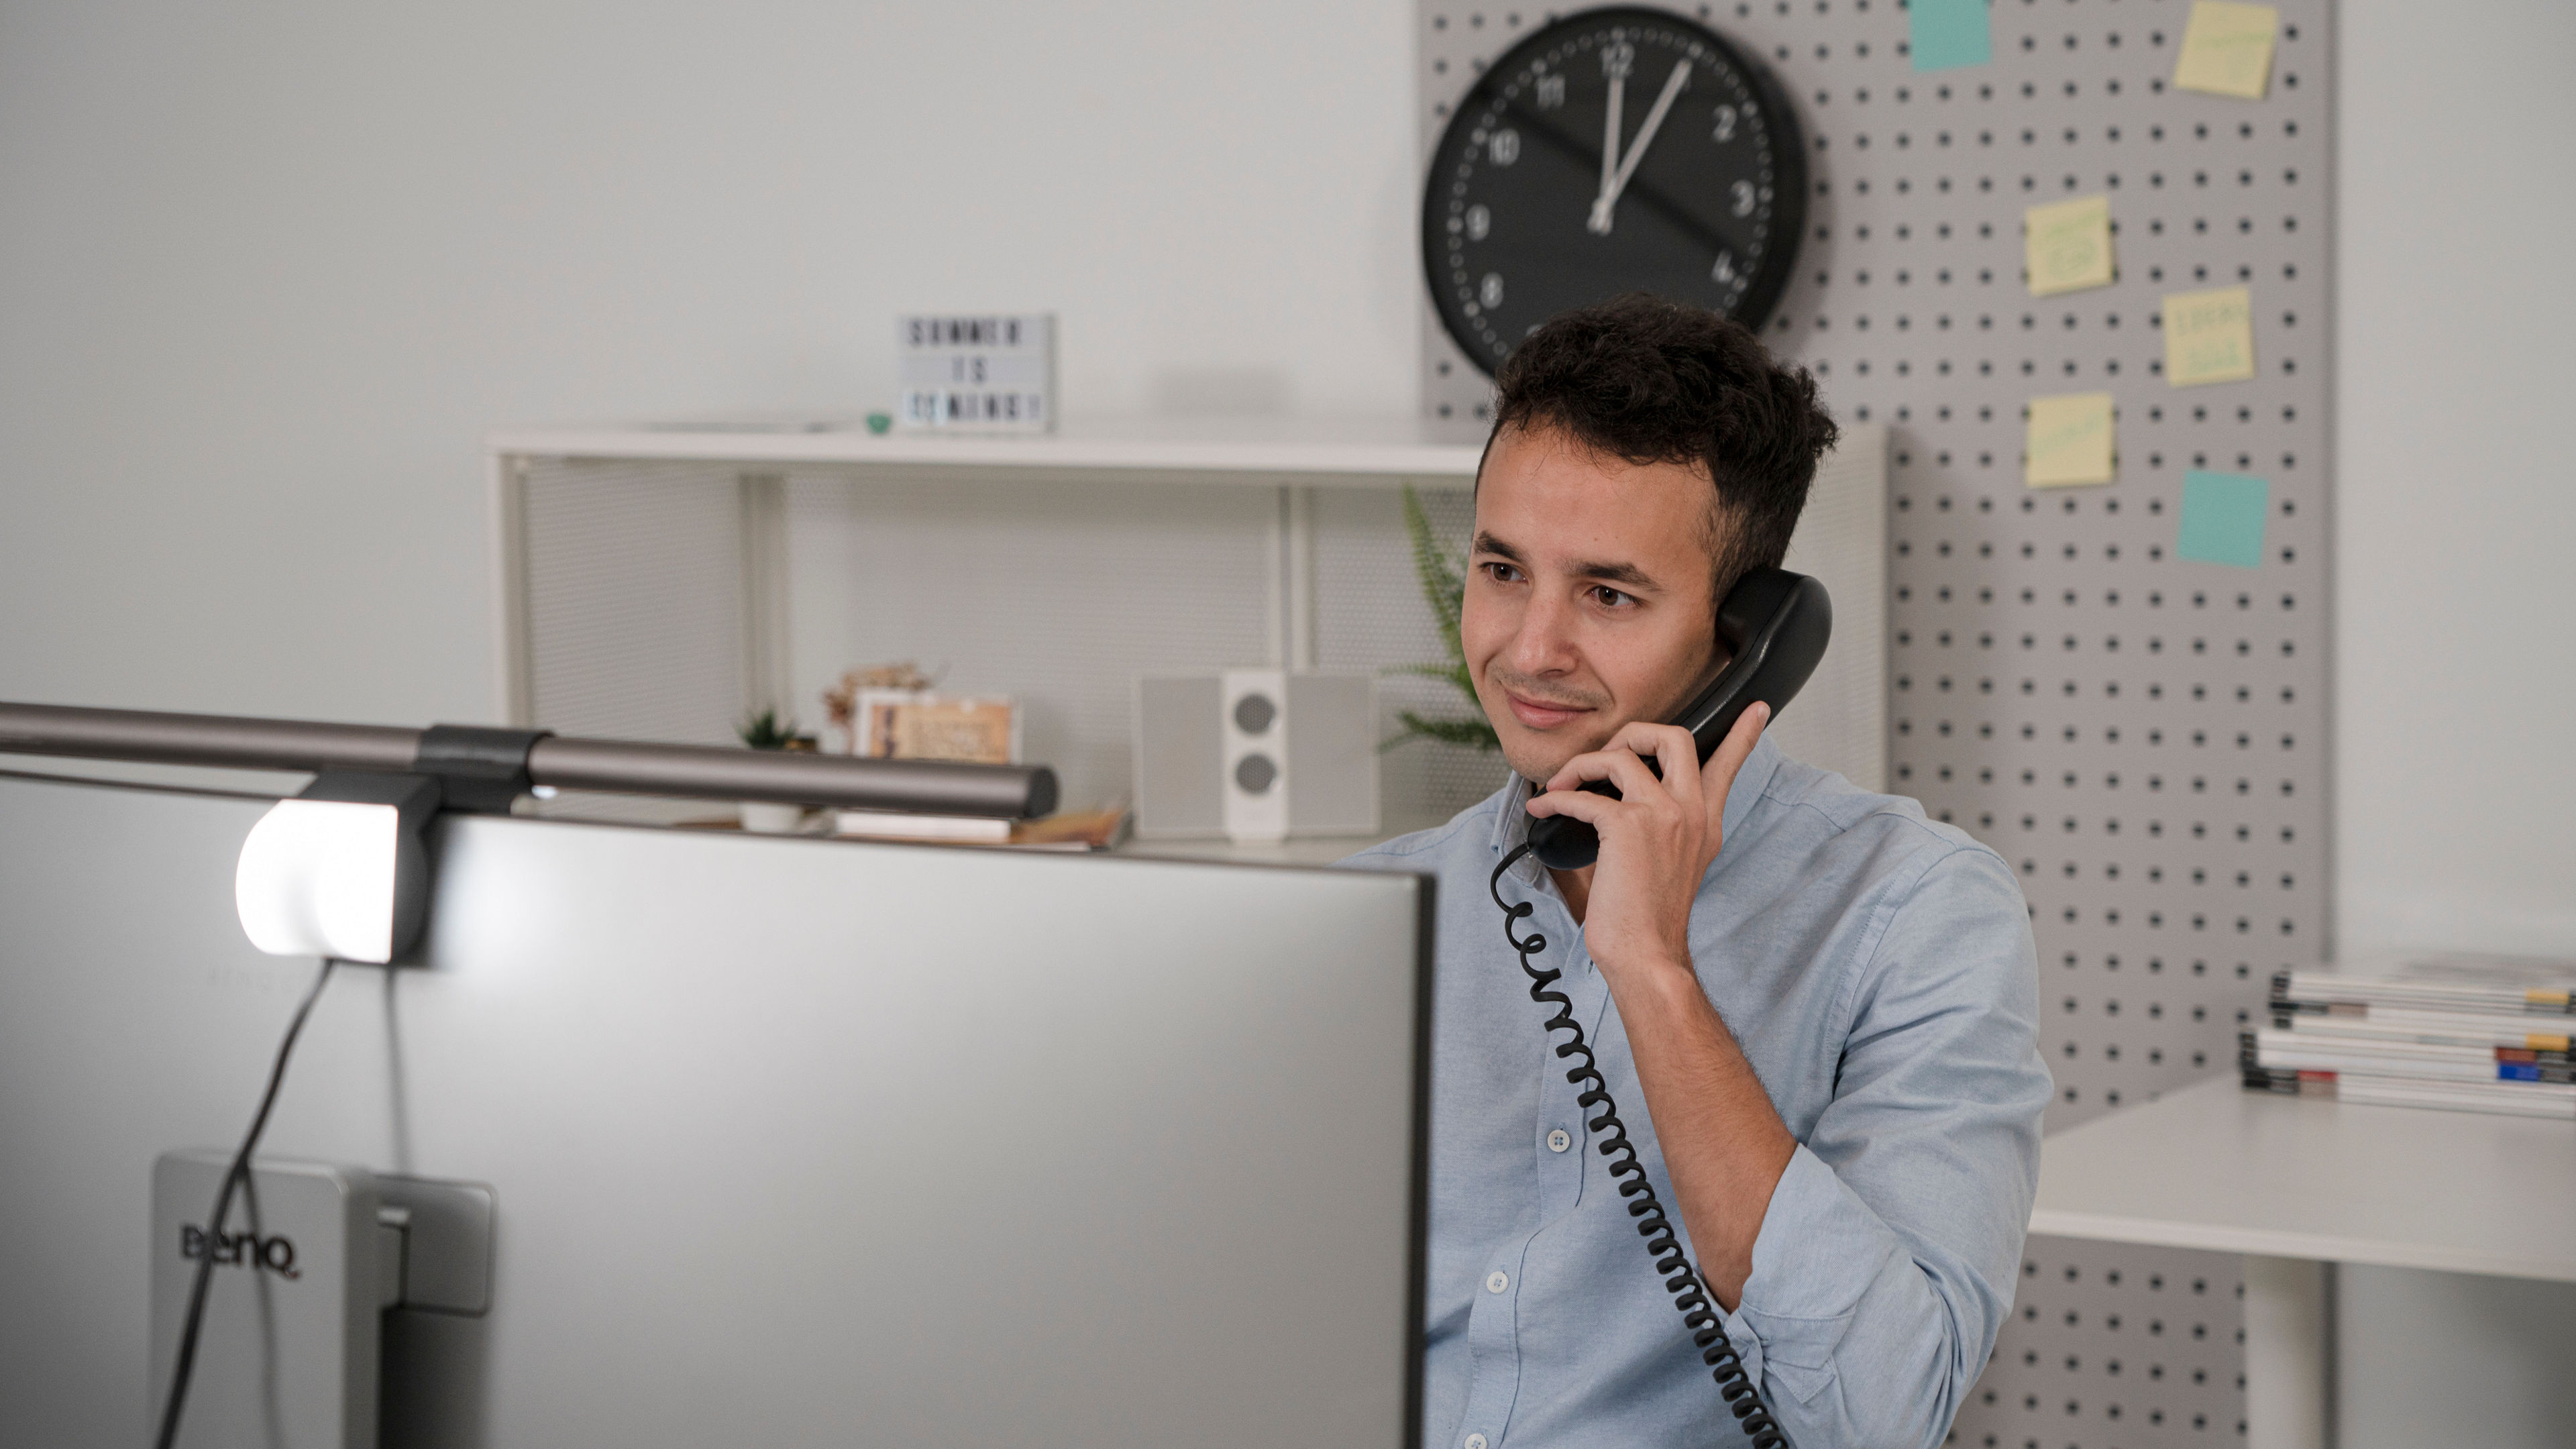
[1422,6,1806,377]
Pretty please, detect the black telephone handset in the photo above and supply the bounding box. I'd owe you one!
[1524,567,1833,871]
[1487,567,1829,1449]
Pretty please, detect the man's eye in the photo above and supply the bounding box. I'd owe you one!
[1480,561,1521,583]
[1591,586,1637,608]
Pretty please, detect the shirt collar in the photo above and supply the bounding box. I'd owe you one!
[1488,772,1536,854]
[1723,732,1786,843]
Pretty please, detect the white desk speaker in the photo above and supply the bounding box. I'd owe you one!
[1134,671,1378,841]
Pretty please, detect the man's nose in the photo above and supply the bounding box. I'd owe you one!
[1508,589,1582,676]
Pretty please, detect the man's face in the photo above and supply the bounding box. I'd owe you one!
[1463,423,1726,785]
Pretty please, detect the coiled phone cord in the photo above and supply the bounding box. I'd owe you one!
[1490,846,1786,1449]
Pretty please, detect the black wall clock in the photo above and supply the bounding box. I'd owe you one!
[1421,5,1806,377]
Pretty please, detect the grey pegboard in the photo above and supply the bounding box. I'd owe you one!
[517,458,759,824]
[1417,3,2331,1446]
[521,458,751,749]
[1309,483,1516,822]
[1976,1239,2251,1445]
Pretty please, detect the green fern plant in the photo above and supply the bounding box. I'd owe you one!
[1383,484,1499,753]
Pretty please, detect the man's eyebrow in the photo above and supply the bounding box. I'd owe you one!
[1568,559,1662,592]
[1470,531,1663,592]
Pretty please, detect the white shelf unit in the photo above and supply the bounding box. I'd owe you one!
[484,415,1493,484]
[484,416,1886,849]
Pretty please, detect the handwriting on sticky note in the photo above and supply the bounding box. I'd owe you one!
[2174,1,2278,99]
[1909,0,1992,72]
[2025,392,2116,488]
[2027,196,2114,297]
[2176,471,2269,567]
[2163,286,2256,386]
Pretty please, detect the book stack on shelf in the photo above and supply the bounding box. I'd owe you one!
[2243,957,2576,1120]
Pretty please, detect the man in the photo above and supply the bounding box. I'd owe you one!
[1344,296,2049,1449]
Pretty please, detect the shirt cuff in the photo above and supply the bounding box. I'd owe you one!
[1719,1143,1901,1393]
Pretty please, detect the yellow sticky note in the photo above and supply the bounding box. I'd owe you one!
[2174,1,2278,99]
[2163,286,2257,386]
[2025,392,2116,488]
[2026,195,2114,297]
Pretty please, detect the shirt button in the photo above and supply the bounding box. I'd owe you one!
[1465,1436,1489,1449]
[1546,1128,1572,1153]
[1485,1270,1509,1294]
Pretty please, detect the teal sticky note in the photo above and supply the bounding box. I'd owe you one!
[1911,0,1992,71]
[2176,470,2270,568]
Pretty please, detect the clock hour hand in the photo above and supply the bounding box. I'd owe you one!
[1590,60,1692,236]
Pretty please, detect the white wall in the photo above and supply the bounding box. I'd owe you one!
[0,0,1417,725]
[2335,0,2576,961]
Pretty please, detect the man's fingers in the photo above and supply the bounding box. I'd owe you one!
[1697,702,1772,824]
[1523,782,1614,823]
[1605,720,1703,811]
[1529,748,1663,822]
[1528,708,1769,831]
[1713,700,1770,771]
[1542,741,1665,798]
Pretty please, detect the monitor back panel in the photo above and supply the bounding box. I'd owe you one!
[0,773,1429,1449]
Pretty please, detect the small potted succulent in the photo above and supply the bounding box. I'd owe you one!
[735,708,818,833]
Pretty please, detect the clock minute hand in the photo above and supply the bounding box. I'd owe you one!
[1588,64,1628,235]
[1596,61,1693,229]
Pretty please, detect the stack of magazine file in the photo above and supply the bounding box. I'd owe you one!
[2244,956,2576,1120]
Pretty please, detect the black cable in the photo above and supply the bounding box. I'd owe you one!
[1489,847,1786,1448]
[152,956,339,1449]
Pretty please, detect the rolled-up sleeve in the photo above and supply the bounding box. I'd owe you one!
[1719,846,2052,1449]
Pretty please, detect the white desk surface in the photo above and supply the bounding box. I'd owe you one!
[2031,1074,2576,1282]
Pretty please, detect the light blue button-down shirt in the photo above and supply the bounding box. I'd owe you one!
[1341,736,2050,1449]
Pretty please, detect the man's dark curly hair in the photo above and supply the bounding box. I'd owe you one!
[1486,293,1839,602]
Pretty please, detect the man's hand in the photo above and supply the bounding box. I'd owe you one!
[1523,702,1792,1308]
[1526,702,1770,977]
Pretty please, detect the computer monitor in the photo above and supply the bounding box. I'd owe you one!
[0,772,1430,1448]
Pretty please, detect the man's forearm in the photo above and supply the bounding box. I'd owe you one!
[1607,957,1797,1310]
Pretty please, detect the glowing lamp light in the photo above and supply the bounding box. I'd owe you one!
[234,773,439,965]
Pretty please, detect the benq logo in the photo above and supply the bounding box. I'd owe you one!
[178,1224,301,1281]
